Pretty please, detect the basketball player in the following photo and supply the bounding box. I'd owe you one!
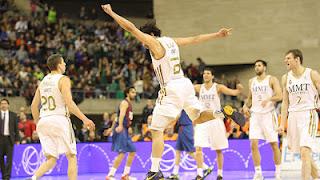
[194,68,243,180]
[106,87,137,180]
[29,54,95,180]
[278,49,320,180]
[243,60,282,180]
[101,4,231,179]
[166,110,211,180]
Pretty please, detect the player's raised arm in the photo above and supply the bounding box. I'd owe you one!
[173,28,232,46]
[101,4,164,59]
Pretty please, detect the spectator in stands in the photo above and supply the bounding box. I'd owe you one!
[90,8,98,20]
[47,6,57,24]
[99,112,113,141]
[79,6,87,20]
[141,99,154,124]
[134,77,143,101]
[14,16,28,33]
[142,115,152,141]
[228,75,241,106]
[196,57,206,75]
[18,111,36,143]
[0,0,9,14]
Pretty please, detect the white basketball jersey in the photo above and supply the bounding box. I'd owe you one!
[39,74,69,118]
[199,83,221,112]
[150,37,184,87]
[250,75,275,113]
[287,68,319,112]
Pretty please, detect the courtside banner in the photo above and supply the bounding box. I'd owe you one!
[281,137,320,171]
[7,140,275,177]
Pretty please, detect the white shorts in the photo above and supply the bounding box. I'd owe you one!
[287,110,319,153]
[249,111,279,143]
[194,118,228,150]
[150,78,202,131]
[37,115,77,158]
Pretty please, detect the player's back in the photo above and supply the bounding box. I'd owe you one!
[150,36,184,87]
[39,74,68,118]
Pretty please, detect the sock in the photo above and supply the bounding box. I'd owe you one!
[275,165,281,175]
[173,165,179,175]
[197,168,204,177]
[31,175,37,180]
[217,169,223,176]
[108,167,117,176]
[203,163,208,169]
[123,166,131,175]
[255,166,262,174]
[151,158,161,172]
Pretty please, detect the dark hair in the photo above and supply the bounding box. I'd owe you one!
[254,59,267,67]
[140,21,161,37]
[0,98,9,104]
[203,67,214,75]
[286,49,303,64]
[124,86,135,97]
[47,54,63,71]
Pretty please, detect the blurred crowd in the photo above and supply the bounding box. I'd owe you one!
[0,0,216,106]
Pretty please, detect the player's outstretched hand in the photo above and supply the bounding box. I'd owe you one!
[101,4,113,15]
[84,119,95,131]
[277,125,285,135]
[236,83,244,92]
[115,125,124,133]
[218,28,232,37]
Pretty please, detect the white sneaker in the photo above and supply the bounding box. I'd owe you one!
[253,173,264,180]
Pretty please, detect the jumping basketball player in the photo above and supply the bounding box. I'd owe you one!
[101,4,231,179]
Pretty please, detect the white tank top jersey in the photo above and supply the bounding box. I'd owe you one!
[199,83,221,112]
[250,75,275,113]
[287,68,319,112]
[150,37,184,87]
[39,74,69,118]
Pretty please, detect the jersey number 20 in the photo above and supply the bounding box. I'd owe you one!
[41,96,56,111]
